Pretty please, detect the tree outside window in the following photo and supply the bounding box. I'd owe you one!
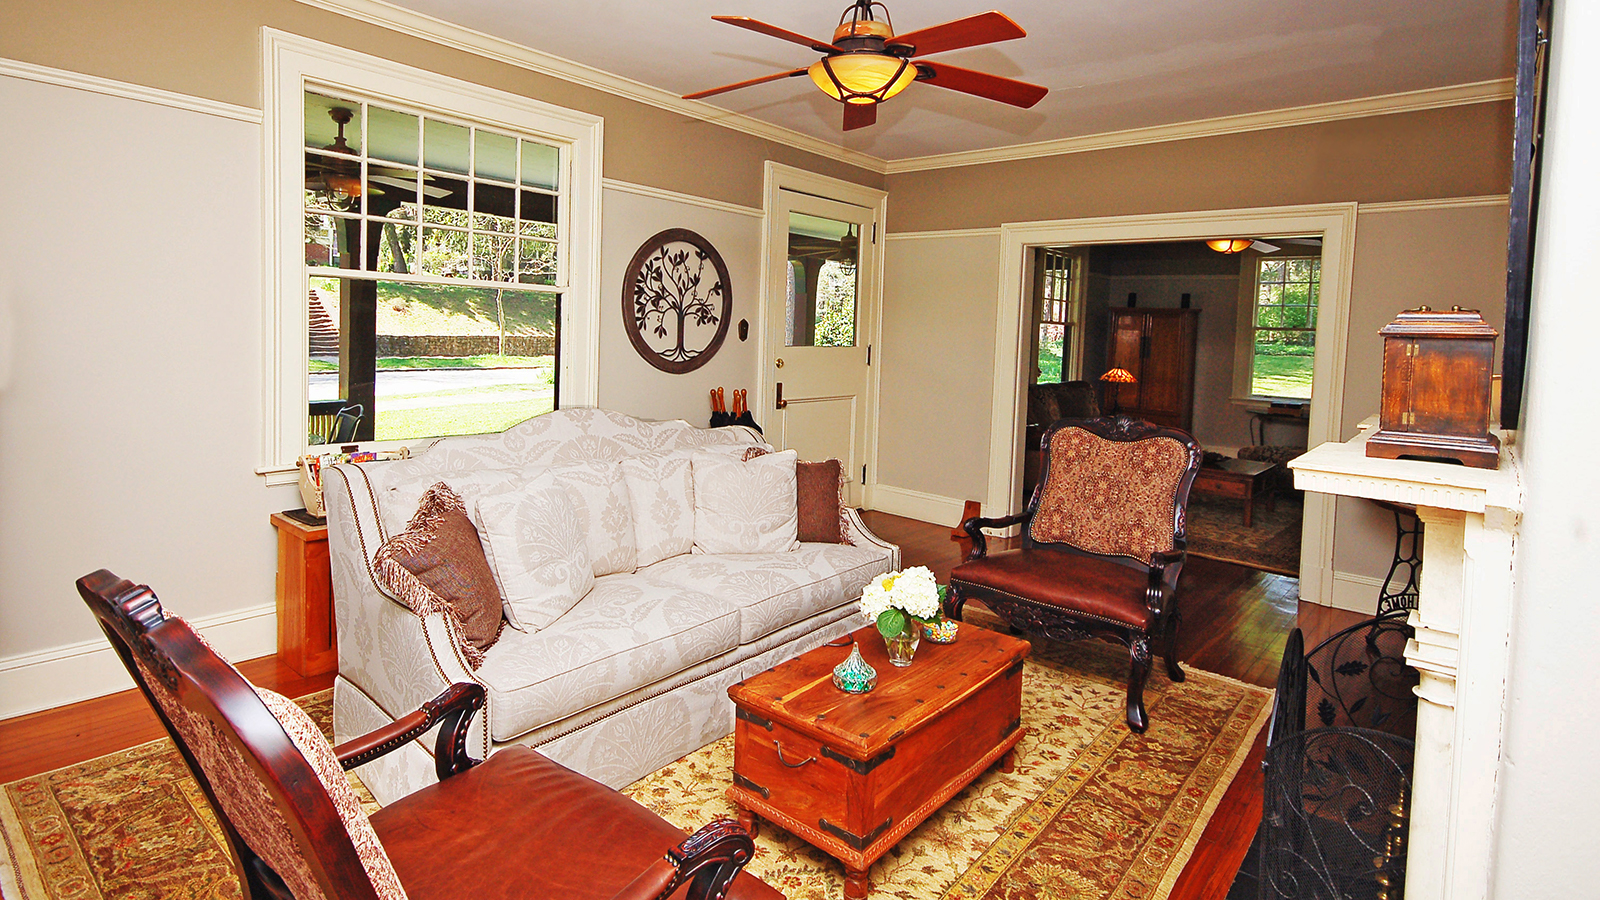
[1249,257,1319,399]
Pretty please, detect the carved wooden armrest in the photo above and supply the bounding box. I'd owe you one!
[610,819,756,900]
[1144,550,1186,617]
[333,682,484,780]
[962,512,1027,560]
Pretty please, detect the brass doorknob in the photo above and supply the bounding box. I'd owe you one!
[775,358,785,368]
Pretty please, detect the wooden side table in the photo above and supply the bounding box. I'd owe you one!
[1191,457,1276,527]
[270,512,337,676]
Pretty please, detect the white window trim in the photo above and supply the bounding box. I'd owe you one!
[258,29,602,478]
[1230,247,1323,406]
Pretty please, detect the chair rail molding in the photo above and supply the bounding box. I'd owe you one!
[1291,418,1523,900]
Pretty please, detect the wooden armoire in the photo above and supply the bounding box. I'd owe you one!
[1104,308,1200,432]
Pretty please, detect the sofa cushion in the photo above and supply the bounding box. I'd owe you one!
[372,483,504,666]
[473,571,740,742]
[474,473,595,633]
[380,468,525,537]
[619,450,695,568]
[550,461,637,577]
[691,449,799,555]
[796,459,850,544]
[644,543,889,644]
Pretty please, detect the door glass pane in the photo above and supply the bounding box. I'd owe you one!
[785,212,858,347]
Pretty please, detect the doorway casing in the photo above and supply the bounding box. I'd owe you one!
[991,203,1358,605]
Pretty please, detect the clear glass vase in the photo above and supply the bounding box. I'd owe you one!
[883,621,922,667]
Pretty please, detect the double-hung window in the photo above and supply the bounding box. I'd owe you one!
[264,32,601,475]
[1243,257,1320,400]
[1032,248,1081,383]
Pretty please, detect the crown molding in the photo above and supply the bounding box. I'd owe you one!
[1359,194,1510,214]
[884,227,1002,241]
[291,0,888,174]
[883,79,1515,175]
[0,56,261,123]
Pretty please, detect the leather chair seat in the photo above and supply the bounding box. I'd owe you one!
[372,746,780,900]
[952,548,1155,632]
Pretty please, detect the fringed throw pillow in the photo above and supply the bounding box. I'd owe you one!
[796,459,852,544]
[374,482,504,668]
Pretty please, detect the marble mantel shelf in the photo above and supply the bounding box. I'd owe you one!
[1290,415,1522,900]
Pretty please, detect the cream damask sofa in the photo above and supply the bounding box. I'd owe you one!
[323,408,899,805]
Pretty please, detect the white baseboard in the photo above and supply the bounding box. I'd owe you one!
[0,603,277,721]
[867,484,970,528]
[1325,570,1388,614]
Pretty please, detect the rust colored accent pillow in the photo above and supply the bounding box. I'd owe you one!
[1028,428,1188,564]
[373,482,504,667]
[796,459,851,544]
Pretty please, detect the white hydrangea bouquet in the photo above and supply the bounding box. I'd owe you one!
[861,566,946,640]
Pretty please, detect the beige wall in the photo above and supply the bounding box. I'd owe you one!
[876,233,1001,506]
[0,0,882,208]
[885,102,1511,232]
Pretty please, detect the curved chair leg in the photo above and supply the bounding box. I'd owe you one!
[1163,612,1185,683]
[1126,636,1152,733]
[944,583,967,621]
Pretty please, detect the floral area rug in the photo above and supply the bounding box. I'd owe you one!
[2,643,1269,900]
[1184,492,1303,577]
[0,690,377,900]
[625,632,1270,900]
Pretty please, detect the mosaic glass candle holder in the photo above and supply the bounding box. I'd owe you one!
[832,641,877,693]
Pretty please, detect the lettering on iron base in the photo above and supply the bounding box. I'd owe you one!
[819,816,892,850]
[732,771,771,800]
[821,744,895,774]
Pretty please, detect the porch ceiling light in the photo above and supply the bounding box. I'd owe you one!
[1207,238,1254,254]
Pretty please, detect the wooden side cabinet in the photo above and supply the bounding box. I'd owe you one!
[1105,308,1200,432]
[271,512,337,676]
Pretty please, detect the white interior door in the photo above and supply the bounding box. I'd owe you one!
[765,190,879,506]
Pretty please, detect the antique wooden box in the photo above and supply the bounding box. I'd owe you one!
[1366,306,1500,469]
[726,625,1029,900]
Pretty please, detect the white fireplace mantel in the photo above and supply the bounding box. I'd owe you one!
[1291,418,1522,900]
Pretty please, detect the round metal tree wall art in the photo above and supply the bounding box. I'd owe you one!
[622,229,733,373]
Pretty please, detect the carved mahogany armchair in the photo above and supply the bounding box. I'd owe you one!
[946,417,1201,732]
[77,569,778,900]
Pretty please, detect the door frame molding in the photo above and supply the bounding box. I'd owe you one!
[992,202,1358,605]
[758,162,889,505]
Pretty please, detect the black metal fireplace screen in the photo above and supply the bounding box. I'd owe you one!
[1258,613,1419,900]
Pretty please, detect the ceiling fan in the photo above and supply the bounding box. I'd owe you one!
[306,107,451,210]
[683,0,1048,131]
[1207,237,1323,254]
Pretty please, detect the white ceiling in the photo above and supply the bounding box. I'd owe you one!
[381,0,1517,162]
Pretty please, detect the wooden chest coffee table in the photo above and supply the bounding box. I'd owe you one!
[727,624,1030,900]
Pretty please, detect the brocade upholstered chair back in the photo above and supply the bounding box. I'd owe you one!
[80,573,406,900]
[1027,425,1190,564]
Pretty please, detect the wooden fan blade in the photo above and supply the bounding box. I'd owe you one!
[683,67,809,100]
[887,11,1026,58]
[843,102,877,131]
[712,16,842,53]
[915,61,1047,108]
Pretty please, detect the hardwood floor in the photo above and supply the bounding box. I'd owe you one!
[0,510,1365,898]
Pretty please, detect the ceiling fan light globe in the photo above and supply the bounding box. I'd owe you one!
[808,54,917,103]
[1207,238,1254,254]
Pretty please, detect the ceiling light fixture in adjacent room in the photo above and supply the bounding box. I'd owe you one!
[1207,239,1254,254]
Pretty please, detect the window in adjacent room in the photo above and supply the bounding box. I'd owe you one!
[303,90,564,445]
[1030,247,1081,382]
[1245,256,1320,400]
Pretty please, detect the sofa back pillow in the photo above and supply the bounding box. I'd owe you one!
[619,450,695,568]
[692,448,800,554]
[796,458,851,544]
[550,460,637,576]
[473,472,595,632]
[372,482,504,667]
